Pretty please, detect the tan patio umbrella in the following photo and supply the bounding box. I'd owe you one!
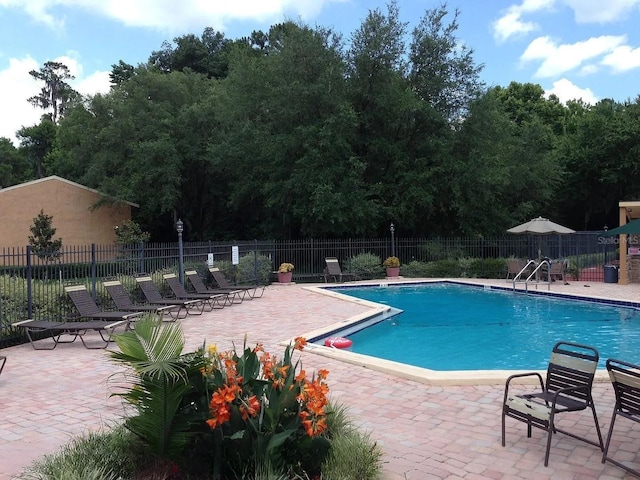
[507,216,575,260]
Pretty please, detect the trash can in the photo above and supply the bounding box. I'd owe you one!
[604,265,618,283]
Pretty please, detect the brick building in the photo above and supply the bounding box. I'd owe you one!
[0,176,137,248]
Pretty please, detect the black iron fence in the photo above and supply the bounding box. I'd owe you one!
[0,232,613,346]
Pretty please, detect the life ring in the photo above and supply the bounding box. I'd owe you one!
[324,337,352,349]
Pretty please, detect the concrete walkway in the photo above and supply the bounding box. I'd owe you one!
[1,279,640,479]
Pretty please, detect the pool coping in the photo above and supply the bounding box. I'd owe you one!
[289,279,624,386]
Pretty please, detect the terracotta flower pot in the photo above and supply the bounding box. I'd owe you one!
[386,267,400,277]
[277,271,293,283]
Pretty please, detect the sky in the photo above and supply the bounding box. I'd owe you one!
[1,0,640,145]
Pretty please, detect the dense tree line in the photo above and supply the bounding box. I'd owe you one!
[2,2,639,241]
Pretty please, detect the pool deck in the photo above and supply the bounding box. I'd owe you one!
[1,278,640,479]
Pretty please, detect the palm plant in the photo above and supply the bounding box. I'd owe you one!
[109,316,207,459]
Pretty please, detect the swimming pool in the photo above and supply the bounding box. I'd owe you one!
[330,283,640,370]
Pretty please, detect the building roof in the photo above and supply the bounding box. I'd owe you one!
[0,175,139,208]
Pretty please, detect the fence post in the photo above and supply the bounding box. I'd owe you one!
[138,242,145,274]
[26,245,33,318]
[254,240,258,280]
[91,244,97,298]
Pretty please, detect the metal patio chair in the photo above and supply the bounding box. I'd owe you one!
[103,279,181,320]
[64,285,145,323]
[134,276,206,317]
[502,341,604,466]
[184,270,244,303]
[208,267,265,299]
[162,273,228,309]
[601,358,640,477]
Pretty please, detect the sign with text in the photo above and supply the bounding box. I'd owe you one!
[207,253,214,267]
[232,246,239,265]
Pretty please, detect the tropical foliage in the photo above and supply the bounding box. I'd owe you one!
[104,317,378,479]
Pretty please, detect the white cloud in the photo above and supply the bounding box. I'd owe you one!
[493,0,640,43]
[0,56,41,144]
[492,12,538,43]
[492,0,556,42]
[74,69,110,96]
[562,0,640,23]
[0,53,111,145]
[545,78,598,104]
[0,0,346,32]
[521,35,627,77]
[601,45,640,72]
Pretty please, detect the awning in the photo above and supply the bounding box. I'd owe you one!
[600,219,640,236]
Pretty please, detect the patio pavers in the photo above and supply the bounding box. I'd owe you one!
[1,279,640,479]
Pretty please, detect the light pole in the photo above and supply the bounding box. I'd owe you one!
[603,225,608,266]
[390,223,395,257]
[176,219,184,284]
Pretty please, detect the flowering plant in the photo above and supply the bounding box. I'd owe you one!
[383,256,400,267]
[278,262,295,273]
[201,336,330,476]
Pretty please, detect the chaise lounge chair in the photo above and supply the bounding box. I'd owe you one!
[103,280,181,320]
[162,273,228,309]
[208,267,265,299]
[601,358,640,477]
[324,257,357,283]
[502,341,604,466]
[64,285,146,323]
[134,276,206,316]
[184,270,244,303]
[13,318,130,349]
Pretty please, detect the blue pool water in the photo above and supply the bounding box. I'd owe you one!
[333,283,640,370]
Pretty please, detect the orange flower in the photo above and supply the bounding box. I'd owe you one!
[294,337,307,350]
[295,369,306,383]
[317,369,329,380]
[239,395,261,420]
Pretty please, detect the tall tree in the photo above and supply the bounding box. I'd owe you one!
[28,61,78,123]
[409,3,484,126]
[214,22,370,238]
[16,117,57,178]
[109,60,136,87]
[57,67,216,239]
[0,137,29,187]
[149,28,231,79]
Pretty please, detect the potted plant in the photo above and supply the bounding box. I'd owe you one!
[277,262,294,283]
[383,256,400,277]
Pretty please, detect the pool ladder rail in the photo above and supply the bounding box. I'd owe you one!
[512,259,552,292]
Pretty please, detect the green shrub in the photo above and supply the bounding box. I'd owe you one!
[419,240,466,261]
[400,260,431,278]
[238,252,272,284]
[346,253,384,279]
[423,259,461,277]
[321,430,383,480]
[17,426,140,480]
[207,253,271,285]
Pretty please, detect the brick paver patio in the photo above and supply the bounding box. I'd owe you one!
[1,278,639,479]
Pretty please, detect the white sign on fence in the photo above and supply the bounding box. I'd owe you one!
[207,253,214,267]
[232,246,239,265]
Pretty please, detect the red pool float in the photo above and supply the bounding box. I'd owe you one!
[324,337,353,349]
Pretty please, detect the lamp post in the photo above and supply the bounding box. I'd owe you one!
[603,225,608,266]
[176,219,184,284]
[390,222,395,257]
